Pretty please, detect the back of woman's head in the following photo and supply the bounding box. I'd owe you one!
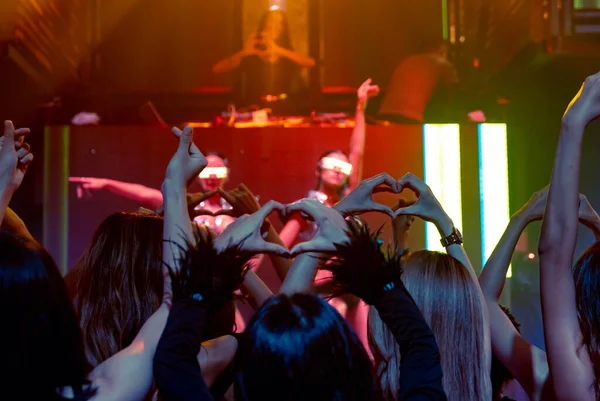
[368,250,490,401]
[573,241,600,397]
[236,293,374,401]
[0,232,87,394]
[75,212,164,367]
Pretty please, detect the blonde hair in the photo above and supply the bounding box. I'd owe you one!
[368,250,491,400]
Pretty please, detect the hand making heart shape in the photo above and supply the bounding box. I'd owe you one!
[213,200,289,256]
[286,199,350,256]
[333,172,454,233]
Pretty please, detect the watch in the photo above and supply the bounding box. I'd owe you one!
[440,227,463,247]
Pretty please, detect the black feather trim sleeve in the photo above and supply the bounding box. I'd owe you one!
[165,227,253,311]
[320,220,403,305]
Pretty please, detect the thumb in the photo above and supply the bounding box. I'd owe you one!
[1,121,15,154]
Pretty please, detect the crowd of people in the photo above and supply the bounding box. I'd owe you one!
[4,63,600,401]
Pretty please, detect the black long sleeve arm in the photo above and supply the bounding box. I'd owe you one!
[373,284,447,401]
[153,300,214,401]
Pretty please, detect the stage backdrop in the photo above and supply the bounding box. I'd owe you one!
[50,124,425,291]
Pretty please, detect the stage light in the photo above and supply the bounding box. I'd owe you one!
[478,124,511,277]
[423,124,462,252]
[528,252,535,260]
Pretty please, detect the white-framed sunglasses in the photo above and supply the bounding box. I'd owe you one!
[319,157,353,175]
[199,167,229,179]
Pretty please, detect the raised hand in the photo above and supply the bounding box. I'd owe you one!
[288,199,349,255]
[563,71,600,129]
[357,78,380,108]
[165,126,207,189]
[0,121,33,194]
[394,173,452,230]
[514,187,549,222]
[333,173,397,217]
[214,200,289,256]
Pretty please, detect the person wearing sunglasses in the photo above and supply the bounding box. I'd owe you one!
[69,152,235,234]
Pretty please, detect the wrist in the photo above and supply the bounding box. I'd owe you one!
[561,119,585,140]
[511,211,534,227]
[435,216,454,238]
[161,179,186,196]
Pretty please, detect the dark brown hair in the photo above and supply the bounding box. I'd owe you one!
[74,212,164,367]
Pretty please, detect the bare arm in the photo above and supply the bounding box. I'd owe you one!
[348,79,379,190]
[279,253,320,295]
[69,177,163,208]
[258,223,293,282]
[539,117,594,401]
[277,47,316,69]
[479,211,549,401]
[241,270,273,309]
[212,50,248,74]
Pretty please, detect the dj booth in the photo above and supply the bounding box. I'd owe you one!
[44,123,509,290]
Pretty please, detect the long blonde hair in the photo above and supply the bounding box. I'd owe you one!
[368,250,491,400]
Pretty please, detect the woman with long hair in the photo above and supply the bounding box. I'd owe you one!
[373,172,491,400]
[212,7,315,105]
[538,71,600,401]
[369,251,489,400]
[72,212,165,367]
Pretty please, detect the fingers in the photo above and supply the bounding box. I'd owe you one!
[244,240,290,257]
[360,78,372,89]
[188,190,218,205]
[174,125,194,153]
[16,143,30,159]
[290,239,335,257]
[217,187,236,206]
[285,199,320,217]
[1,120,16,154]
[363,172,398,192]
[255,200,285,220]
[18,152,34,166]
[192,209,217,217]
[397,172,427,194]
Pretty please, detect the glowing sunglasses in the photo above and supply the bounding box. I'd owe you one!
[319,157,353,175]
[199,167,229,179]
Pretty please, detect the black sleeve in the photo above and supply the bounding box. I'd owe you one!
[153,300,213,401]
[373,284,447,401]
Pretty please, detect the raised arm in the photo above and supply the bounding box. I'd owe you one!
[538,75,600,401]
[69,177,163,208]
[479,189,551,401]
[395,173,490,369]
[275,46,316,69]
[348,79,379,190]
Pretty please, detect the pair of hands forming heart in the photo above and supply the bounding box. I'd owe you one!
[213,199,348,257]
[212,172,452,258]
[334,172,451,227]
